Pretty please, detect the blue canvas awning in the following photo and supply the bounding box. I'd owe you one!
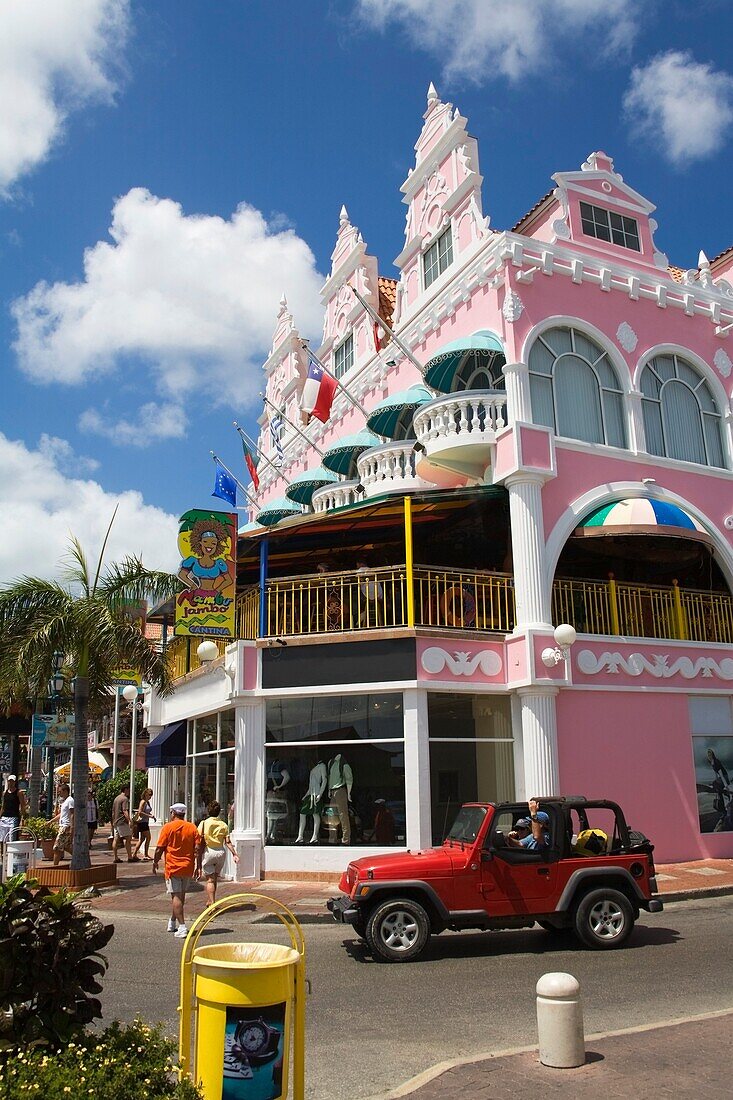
[424,331,506,393]
[366,385,435,439]
[146,720,187,767]
[285,466,339,506]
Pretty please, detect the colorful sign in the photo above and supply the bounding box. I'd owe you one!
[222,1003,285,1099]
[32,714,55,748]
[109,669,142,688]
[175,509,237,638]
[110,600,146,686]
[45,714,75,749]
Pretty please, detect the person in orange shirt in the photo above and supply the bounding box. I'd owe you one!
[152,802,202,938]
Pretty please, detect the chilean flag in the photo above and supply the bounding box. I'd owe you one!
[301,355,338,424]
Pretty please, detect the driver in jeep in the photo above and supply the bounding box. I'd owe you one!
[506,798,550,850]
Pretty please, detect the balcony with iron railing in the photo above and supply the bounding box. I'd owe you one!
[167,568,733,677]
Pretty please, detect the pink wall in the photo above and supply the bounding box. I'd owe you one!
[557,689,733,862]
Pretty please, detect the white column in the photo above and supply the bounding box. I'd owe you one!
[147,766,176,845]
[403,688,432,851]
[502,361,532,423]
[628,390,647,454]
[232,700,266,880]
[517,687,560,798]
[507,474,552,628]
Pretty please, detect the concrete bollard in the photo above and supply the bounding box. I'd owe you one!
[536,972,585,1068]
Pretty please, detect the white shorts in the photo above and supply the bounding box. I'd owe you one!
[202,848,226,877]
[165,876,192,895]
[114,823,132,840]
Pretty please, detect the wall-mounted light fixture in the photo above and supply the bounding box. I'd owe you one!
[541,624,577,669]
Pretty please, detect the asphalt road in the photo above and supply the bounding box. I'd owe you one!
[97,896,733,1100]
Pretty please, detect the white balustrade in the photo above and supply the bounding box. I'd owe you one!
[356,441,434,497]
[413,390,508,480]
[311,480,364,513]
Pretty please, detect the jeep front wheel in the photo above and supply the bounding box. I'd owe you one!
[574,888,634,949]
[366,898,431,963]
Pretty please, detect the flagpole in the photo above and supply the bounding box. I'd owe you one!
[233,422,281,476]
[349,285,427,375]
[300,342,369,417]
[260,394,326,459]
[210,451,258,509]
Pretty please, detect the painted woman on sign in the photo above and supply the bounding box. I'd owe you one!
[178,518,230,593]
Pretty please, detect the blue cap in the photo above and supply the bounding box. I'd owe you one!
[515,817,532,829]
[536,811,550,824]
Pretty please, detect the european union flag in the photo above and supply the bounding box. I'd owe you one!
[212,462,237,507]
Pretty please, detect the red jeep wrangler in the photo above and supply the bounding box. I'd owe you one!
[327,797,663,962]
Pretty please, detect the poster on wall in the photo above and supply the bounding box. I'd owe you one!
[111,600,147,686]
[692,736,733,832]
[174,509,237,638]
[45,714,75,749]
[222,1003,285,1100]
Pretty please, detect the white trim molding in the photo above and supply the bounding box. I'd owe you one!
[576,649,733,682]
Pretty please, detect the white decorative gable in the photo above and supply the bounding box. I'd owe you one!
[319,205,380,370]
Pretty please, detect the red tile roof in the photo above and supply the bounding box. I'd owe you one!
[378,276,397,329]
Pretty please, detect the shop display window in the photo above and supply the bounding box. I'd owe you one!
[187,710,235,827]
[428,694,515,845]
[265,693,405,846]
[690,697,733,834]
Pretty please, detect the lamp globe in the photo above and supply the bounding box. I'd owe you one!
[197,640,220,664]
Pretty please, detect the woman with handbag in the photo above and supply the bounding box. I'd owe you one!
[131,787,156,861]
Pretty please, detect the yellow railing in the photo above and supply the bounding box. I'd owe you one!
[679,588,733,644]
[265,566,409,636]
[414,567,516,632]
[166,635,227,678]
[236,585,259,640]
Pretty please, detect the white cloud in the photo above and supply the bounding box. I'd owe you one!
[79,402,187,447]
[624,51,733,166]
[37,433,99,474]
[0,432,180,583]
[12,187,324,413]
[0,0,130,195]
[357,0,636,82]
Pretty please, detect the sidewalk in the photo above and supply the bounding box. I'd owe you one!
[380,1010,733,1098]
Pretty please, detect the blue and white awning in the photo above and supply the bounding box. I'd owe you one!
[578,498,710,542]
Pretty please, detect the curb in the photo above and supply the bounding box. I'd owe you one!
[373,1007,733,1099]
[659,884,733,903]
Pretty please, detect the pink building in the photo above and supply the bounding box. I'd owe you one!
[151,87,733,875]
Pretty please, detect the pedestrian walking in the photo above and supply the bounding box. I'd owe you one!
[152,803,202,938]
[198,800,239,906]
[51,783,74,865]
[0,775,27,843]
[86,788,99,845]
[111,789,137,863]
[132,787,156,861]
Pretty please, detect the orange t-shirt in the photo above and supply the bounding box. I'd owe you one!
[157,818,200,878]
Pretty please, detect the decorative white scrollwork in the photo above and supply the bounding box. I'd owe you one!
[576,649,733,681]
[420,647,503,677]
[502,290,524,323]
[616,321,638,353]
[714,348,732,379]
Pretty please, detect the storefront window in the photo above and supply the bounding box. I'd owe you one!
[265,693,405,846]
[188,711,235,826]
[428,694,515,844]
[690,697,733,833]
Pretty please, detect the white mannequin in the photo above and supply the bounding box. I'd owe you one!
[295,761,328,844]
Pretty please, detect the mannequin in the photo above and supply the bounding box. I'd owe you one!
[327,754,353,845]
[265,780,289,842]
[267,758,290,791]
[295,761,328,844]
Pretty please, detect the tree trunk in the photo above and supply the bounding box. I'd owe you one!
[70,675,91,871]
[27,746,42,816]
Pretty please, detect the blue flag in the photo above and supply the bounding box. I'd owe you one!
[270,414,285,463]
[212,462,237,507]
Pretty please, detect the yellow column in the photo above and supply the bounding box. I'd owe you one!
[672,579,687,640]
[607,573,621,636]
[404,495,415,627]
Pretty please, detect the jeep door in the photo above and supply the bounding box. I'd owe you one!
[479,807,560,915]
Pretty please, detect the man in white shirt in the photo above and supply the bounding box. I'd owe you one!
[52,783,74,865]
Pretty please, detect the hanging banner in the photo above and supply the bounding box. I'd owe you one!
[45,713,75,749]
[111,600,146,686]
[175,509,237,638]
[32,714,55,748]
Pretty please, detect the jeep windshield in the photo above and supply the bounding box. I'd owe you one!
[445,806,487,844]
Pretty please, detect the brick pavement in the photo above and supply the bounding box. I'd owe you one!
[382,1010,733,1098]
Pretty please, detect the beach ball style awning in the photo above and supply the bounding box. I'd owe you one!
[424,331,506,393]
[285,466,340,506]
[322,429,383,478]
[366,385,435,439]
[577,498,710,542]
[256,497,303,526]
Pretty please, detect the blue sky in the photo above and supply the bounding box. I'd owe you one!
[1,0,732,580]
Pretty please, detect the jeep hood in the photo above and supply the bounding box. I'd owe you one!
[347,846,458,880]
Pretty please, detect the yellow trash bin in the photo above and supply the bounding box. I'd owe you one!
[179,895,306,1100]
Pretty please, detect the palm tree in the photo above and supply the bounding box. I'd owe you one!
[0,515,180,870]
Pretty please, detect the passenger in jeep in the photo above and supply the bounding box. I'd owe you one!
[506,799,550,850]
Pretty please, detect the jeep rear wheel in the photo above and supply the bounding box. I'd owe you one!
[574,888,634,949]
[366,898,431,963]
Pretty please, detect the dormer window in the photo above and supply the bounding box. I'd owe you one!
[579,201,640,252]
[334,333,354,379]
[423,226,453,288]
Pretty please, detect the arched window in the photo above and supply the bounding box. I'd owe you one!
[640,354,725,468]
[452,356,505,392]
[528,326,627,447]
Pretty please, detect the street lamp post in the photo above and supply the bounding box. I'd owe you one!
[122,684,142,814]
[45,651,65,818]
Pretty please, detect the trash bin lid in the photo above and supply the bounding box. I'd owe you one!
[192,943,300,971]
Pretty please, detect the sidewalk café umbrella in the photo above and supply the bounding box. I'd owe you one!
[322,429,382,477]
[285,465,340,506]
[256,496,302,526]
[424,331,506,393]
[55,751,110,777]
[366,385,434,439]
[577,498,710,543]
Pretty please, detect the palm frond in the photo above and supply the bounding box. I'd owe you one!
[62,536,91,594]
[91,506,119,595]
[98,557,182,608]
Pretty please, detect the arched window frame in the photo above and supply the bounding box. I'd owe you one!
[639,352,726,469]
[452,358,505,393]
[527,325,627,448]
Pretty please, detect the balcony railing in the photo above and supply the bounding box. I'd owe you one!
[413,390,507,448]
[311,479,364,513]
[356,441,433,497]
[169,571,733,673]
[166,635,227,679]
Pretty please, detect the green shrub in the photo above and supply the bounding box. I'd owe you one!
[20,816,58,841]
[96,767,147,825]
[0,875,113,1048]
[0,1019,202,1099]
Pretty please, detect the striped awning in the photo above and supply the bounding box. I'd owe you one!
[366,385,434,439]
[578,498,710,542]
[424,331,506,393]
[322,430,382,478]
[256,497,303,526]
[285,466,339,506]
